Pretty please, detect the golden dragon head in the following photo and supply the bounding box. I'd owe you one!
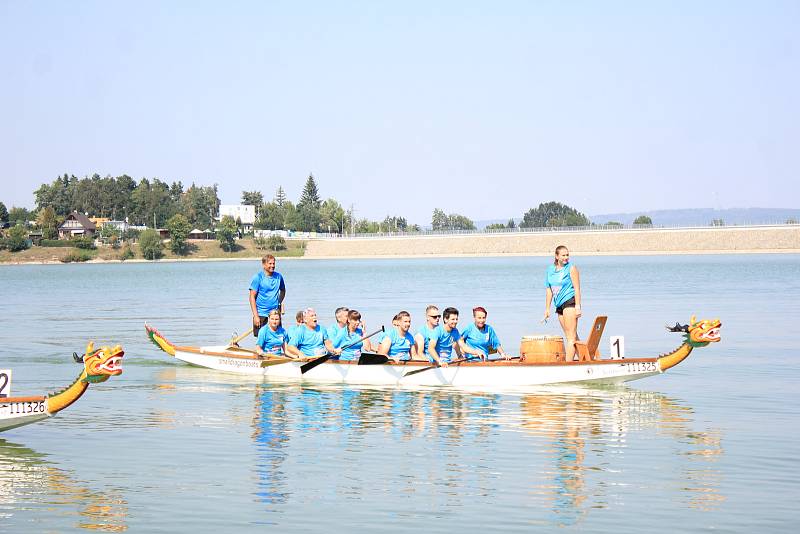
[667,315,721,347]
[77,341,125,384]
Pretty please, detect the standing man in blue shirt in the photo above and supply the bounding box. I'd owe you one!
[249,254,286,338]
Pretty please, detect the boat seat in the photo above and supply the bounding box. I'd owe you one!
[574,316,607,361]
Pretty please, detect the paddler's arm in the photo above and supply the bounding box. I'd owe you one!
[325,338,342,356]
[278,287,286,315]
[543,287,553,322]
[571,265,582,318]
[285,344,303,358]
[249,290,260,323]
[429,338,446,367]
[377,337,391,356]
[458,338,484,361]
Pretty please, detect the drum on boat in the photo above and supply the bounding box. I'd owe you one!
[520,335,565,363]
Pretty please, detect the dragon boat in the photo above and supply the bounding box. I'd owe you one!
[144,316,720,388]
[0,342,124,432]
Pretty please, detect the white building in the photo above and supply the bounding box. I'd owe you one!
[219,204,256,231]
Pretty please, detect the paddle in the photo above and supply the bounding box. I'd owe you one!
[300,326,384,374]
[403,355,481,377]
[358,352,389,365]
[228,327,254,348]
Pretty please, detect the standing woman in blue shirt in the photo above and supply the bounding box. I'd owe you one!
[249,254,287,338]
[543,245,582,361]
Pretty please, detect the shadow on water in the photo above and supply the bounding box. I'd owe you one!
[248,383,725,527]
[0,439,129,532]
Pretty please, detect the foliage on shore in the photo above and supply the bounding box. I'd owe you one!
[0,238,306,264]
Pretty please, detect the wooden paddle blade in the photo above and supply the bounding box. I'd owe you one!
[357,353,389,365]
[300,354,331,374]
[261,356,295,368]
[403,364,438,377]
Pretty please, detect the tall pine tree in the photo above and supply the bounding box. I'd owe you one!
[297,174,321,232]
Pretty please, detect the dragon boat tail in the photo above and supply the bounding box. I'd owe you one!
[0,342,124,432]
[144,316,720,388]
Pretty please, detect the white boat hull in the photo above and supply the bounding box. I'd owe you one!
[0,399,51,432]
[175,346,663,388]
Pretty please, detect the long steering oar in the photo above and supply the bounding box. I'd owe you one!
[300,326,384,374]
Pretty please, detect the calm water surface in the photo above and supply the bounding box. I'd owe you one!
[1,255,798,532]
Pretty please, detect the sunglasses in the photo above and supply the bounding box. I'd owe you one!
[428,314,441,319]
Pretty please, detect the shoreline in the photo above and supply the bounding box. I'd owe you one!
[1,247,797,266]
[2,225,798,265]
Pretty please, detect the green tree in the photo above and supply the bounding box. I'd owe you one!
[447,213,475,230]
[241,191,264,217]
[216,215,238,251]
[0,202,8,224]
[431,208,448,230]
[130,178,178,227]
[266,235,287,251]
[711,218,725,227]
[139,228,164,260]
[380,215,408,232]
[7,206,32,226]
[786,218,799,224]
[320,199,346,233]
[355,218,380,233]
[274,186,287,207]
[520,201,589,228]
[179,183,219,229]
[507,218,516,229]
[633,215,652,226]
[166,213,192,255]
[606,221,623,227]
[256,201,284,230]
[6,224,29,252]
[485,223,507,231]
[36,206,58,239]
[297,174,322,232]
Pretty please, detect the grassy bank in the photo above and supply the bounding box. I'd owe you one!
[0,238,307,264]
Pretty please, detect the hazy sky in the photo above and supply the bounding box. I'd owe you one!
[1,0,797,224]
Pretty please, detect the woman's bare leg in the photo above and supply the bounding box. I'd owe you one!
[560,308,579,361]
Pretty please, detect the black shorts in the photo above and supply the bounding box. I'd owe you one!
[556,297,576,315]
[253,316,268,337]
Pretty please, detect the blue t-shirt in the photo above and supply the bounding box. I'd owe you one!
[326,323,347,349]
[256,325,288,355]
[249,270,286,316]
[432,325,461,363]
[385,328,415,361]
[416,324,438,357]
[545,263,575,308]
[339,328,364,361]
[288,325,329,357]
[460,323,501,358]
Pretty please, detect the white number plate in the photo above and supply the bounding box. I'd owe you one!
[610,336,625,359]
[0,369,11,398]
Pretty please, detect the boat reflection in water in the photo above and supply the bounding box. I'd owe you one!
[0,439,128,532]
[250,384,724,525]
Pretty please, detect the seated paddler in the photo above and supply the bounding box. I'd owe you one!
[427,306,464,367]
[339,309,373,361]
[254,309,288,357]
[325,306,350,355]
[414,304,441,362]
[286,308,342,359]
[459,306,510,361]
[377,311,418,362]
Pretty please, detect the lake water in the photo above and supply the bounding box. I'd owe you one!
[1,255,798,532]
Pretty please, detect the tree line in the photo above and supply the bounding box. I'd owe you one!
[2,172,657,243]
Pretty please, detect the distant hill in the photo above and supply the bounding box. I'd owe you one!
[588,208,800,226]
[474,208,799,229]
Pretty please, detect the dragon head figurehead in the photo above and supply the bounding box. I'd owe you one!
[667,315,721,347]
[76,341,124,383]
